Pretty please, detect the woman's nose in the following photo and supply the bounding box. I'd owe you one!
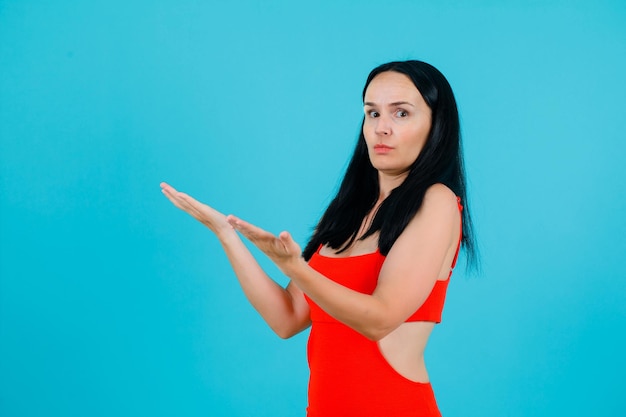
[375,115,391,135]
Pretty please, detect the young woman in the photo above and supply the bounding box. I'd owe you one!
[161,60,477,416]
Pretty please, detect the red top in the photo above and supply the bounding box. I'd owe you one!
[303,198,462,416]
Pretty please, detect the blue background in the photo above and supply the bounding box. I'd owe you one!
[1,1,625,416]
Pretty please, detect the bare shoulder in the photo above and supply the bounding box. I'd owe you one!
[420,183,459,216]
[382,183,461,289]
[401,183,459,238]
[392,183,461,280]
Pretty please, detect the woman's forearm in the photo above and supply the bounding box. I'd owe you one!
[284,258,390,340]
[218,230,310,338]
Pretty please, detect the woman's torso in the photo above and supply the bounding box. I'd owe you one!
[303,195,462,416]
[305,245,446,417]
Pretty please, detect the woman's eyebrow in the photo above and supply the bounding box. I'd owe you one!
[363,101,415,107]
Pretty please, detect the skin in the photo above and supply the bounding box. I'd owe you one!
[362,71,433,187]
[161,71,461,383]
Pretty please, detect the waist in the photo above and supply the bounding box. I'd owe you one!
[306,323,440,416]
[307,321,430,378]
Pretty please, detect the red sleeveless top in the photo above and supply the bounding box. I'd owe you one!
[303,198,462,416]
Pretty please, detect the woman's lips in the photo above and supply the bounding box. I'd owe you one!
[373,144,393,154]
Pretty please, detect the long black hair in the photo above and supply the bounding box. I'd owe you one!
[302,60,477,269]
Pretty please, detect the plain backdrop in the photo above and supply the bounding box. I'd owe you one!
[1,1,625,416]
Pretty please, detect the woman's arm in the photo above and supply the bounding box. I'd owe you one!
[160,182,310,339]
[229,184,460,341]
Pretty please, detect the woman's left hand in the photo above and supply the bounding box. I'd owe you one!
[227,215,303,275]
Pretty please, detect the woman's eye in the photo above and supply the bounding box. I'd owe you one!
[395,109,408,117]
[367,110,379,118]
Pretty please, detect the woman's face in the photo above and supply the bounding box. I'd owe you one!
[363,71,432,178]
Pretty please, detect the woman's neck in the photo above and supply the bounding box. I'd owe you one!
[378,171,408,199]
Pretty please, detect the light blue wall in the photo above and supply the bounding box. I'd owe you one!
[1,1,625,416]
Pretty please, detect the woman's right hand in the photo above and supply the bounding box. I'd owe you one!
[160,182,233,238]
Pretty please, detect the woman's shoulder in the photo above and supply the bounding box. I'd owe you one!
[405,183,460,232]
[422,183,458,209]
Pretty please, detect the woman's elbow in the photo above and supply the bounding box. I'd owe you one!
[275,327,297,339]
[272,320,310,339]
[359,322,396,341]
